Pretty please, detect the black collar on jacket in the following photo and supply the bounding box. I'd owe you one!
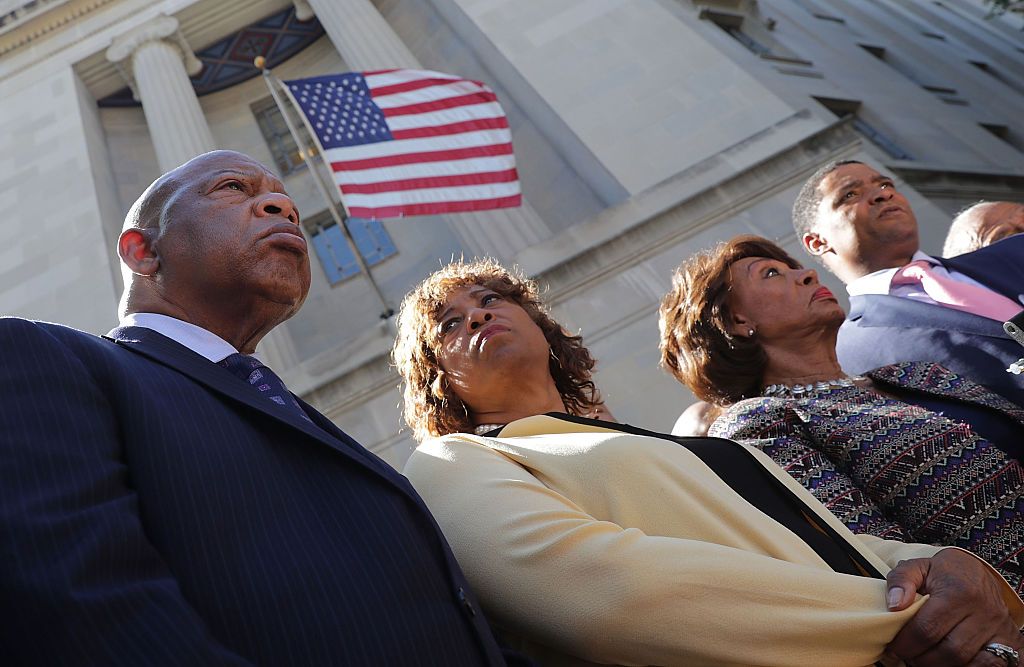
[495,413,885,579]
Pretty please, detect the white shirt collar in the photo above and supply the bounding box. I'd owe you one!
[120,313,239,363]
[846,250,936,297]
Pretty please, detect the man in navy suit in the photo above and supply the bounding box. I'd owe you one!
[0,150,511,665]
[793,159,1024,406]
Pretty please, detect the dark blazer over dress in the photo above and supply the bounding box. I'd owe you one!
[837,233,1024,406]
[0,318,505,666]
[713,361,1024,593]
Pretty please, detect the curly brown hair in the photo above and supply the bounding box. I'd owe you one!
[392,258,600,441]
[658,235,801,405]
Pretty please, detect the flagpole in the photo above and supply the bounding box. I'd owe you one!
[254,57,393,320]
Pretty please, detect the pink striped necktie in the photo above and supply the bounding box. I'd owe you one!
[890,259,1022,322]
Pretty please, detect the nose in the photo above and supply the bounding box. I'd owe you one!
[798,268,818,285]
[256,192,299,225]
[467,308,493,331]
[869,185,893,204]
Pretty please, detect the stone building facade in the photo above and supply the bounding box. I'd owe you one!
[1,0,1022,466]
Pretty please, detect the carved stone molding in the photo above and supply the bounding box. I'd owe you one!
[0,0,114,58]
[0,0,71,35]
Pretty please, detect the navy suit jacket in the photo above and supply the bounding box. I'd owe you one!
[0,319,506,666]
[837,233,1024,406]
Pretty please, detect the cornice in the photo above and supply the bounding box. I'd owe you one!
[0,0,290,95]
[0,0,70,37]
[0,0,116,57]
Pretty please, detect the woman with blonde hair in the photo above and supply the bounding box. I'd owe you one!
[394,257,1023,667]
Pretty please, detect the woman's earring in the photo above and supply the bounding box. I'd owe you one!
[748,328,755,337]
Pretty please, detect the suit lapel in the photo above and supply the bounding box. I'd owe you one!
[294,393,412,481]
[867,361,1024,427]
[106,326,403,481]
[849,293,1011,340]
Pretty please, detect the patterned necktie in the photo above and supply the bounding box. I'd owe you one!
[891,259,1023,322]
[219,353,313,423]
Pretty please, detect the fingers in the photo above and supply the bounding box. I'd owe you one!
[886,557,930,611]
[965,636,1023,667]
[908,631,988,666]
[888,600,966,662]
[886,550,1014,664]
[903,616,1021,667]
[965,650,1013,667]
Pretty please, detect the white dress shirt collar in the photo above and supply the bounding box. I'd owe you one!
[120,313,239,363]
[846,250,936,297]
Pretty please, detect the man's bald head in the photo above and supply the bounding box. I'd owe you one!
[943,201,1024,257]
[116,150,310,353]
[123,150,255,235]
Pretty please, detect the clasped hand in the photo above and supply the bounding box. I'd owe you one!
[885,548,1021,666]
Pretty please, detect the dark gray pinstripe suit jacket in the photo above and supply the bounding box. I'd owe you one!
[0,319,506,666]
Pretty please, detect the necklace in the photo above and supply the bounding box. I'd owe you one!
[762,376,865,398]
[473,423,505,435]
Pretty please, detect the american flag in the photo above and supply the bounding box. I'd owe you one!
[283,69,522,220]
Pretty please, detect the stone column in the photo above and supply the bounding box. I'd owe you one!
[305,0,550,261]
[107,15,215,172]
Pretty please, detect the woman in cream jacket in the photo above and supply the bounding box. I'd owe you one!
[392,258,1023,667]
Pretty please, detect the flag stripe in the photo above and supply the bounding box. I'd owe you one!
[341,182,521,209]
[329,143,514,171]
[385,103,505,131]
[370,77,463,98]
[372,80,491,109]
[340,169,519,195]
[390,117,509,140]
[361,68,403,78]
[381,92,499,117]
[325,129,511,162]
[364,69,462,88]
[333,155,518,185]
[347,195,522,220]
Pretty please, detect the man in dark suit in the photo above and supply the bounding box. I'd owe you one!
[0,150,510,665]
[793,159,1024,406]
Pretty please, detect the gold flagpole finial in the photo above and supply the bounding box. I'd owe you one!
[253,56,266,70]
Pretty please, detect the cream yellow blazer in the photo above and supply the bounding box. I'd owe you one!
[404,415,1024,667]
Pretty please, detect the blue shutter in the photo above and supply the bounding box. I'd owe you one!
[347,218,398,265]
[308,217,397,285]
[311,224,359,284]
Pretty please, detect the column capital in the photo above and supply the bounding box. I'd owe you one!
[106,14,202,86]
[292,0,315,22]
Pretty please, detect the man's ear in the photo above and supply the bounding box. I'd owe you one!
[118,228,159,276]
[802,231,832,258]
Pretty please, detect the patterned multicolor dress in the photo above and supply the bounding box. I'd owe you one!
[710,361,1024,592]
